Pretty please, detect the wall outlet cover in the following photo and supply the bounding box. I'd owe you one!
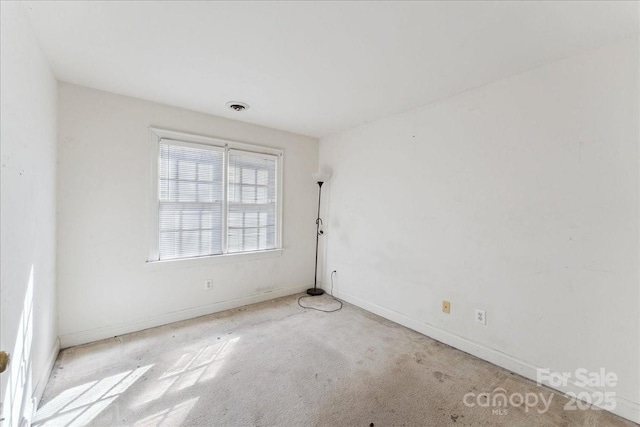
[442,300,451,314]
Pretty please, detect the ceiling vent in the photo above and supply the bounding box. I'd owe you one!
[226,101,250,112]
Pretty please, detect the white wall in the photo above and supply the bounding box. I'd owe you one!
[0,2,59,426]
[57,83,319,347]
[319,38,639,422]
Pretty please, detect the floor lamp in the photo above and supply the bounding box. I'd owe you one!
[307,172,330,296]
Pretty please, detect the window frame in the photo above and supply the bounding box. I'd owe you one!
[148,127,284,263]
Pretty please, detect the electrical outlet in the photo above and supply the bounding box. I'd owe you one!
[442,300,451,314]
[475,309,486,325]
[204,280,213,290]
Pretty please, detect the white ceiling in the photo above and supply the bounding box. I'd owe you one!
[24,1,638,138]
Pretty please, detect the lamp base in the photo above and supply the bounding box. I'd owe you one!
[306,288,324,296]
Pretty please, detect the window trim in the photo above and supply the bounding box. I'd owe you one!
[147,127,284,263]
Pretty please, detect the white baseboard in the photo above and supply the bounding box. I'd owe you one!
[331,288,640,424]
[32,338,60,409]
[59,285,308,349]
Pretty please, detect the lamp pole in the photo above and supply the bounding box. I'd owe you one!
[307,181,325,296]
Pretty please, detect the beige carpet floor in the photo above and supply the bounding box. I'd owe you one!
[35,294,635,426]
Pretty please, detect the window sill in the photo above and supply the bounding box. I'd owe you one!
[145,248,284,270]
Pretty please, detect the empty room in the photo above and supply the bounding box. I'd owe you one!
[1,1,638,426]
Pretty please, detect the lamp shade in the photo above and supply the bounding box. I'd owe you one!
[312,171,331,183]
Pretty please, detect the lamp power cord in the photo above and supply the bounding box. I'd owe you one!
[298,270,343,313]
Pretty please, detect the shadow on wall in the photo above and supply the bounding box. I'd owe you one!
[32,338,240,426]
[2,265,35,427]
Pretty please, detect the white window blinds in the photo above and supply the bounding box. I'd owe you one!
[156,138,279,261]
[159,141,224,260]
[227,150,278,253]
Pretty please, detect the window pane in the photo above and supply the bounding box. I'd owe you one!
[256,187,267,202]
[168,157,178,180]
[242,168,256,185]
[159,203,222,259]
[258,228,267,250]
[197,183,213,202]
[198,162,213,181]
[201,211,212,226]
[160,179,168,200]
[242,186,256,204]
[182,212,200,230]
[228,183,239,203]
[159,141,223,260]
[228,211,243,228]
[178,159,197,180]
[159,231,178,259]
[177,181,196,202]
[228,228,242,251]
[257,169,268,186]
[181,230,200,257]
[243,228,258,252]
[227,150,277,253]
[245,212,258,228]
[200,230,213,254]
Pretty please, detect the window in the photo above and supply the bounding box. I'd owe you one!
[227,150,278,253]
[149,129,282,261]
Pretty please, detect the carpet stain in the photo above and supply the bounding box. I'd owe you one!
[35,294,638,427]
[433,371,453,383]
